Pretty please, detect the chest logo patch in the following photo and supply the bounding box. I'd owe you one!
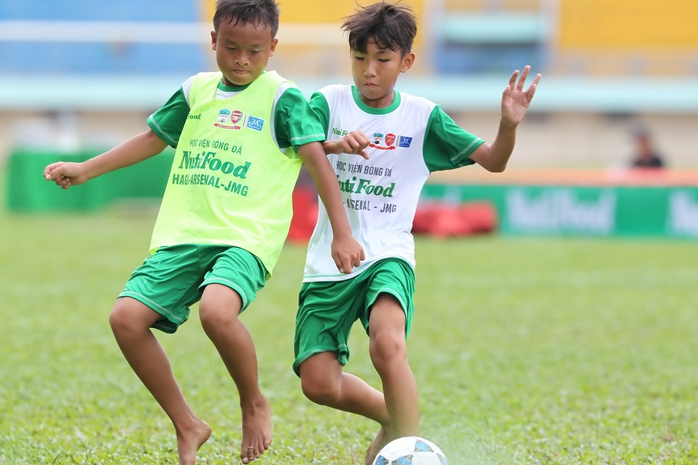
[369,132,412,151]
[213,109,264,132]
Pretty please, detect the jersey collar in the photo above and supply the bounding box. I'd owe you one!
[217,70,268,92]
[218,81,251,92]
[351,86,401,115]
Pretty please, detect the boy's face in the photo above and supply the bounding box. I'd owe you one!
[211,20,277,86]
[351,40,414,108]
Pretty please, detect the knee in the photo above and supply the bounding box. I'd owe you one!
[369,330,407,372]
[199,285,241,331]
[199,300,233,331]
[108,300,144,335]
[300,373,340,406]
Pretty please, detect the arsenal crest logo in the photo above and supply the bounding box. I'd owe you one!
[384,133,396,146]
[231,110,244,124]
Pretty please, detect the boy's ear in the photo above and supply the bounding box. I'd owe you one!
[400,51,416,73]
[211,30,217,50]
[269,37,279,56]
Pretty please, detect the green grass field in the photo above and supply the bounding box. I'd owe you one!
[2,204,698,464]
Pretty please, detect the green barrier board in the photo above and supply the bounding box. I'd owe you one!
[6,149,175,212]
[7,150,698,238]
[421,185,698,238]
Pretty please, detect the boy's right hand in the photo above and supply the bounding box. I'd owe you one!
[323,130,371,159]
[331,233,365,274]
[44,162,88,189]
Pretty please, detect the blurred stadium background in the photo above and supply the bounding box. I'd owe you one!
[1,0,698,237]
[2,3,698,463]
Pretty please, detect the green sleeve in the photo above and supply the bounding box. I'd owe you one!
[147,87,190,148]
[423,105,485,172]
[274,87,327,152]
[308,91,331,136]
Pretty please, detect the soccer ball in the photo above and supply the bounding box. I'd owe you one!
[372,436,448,465]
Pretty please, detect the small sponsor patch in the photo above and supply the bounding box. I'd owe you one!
[217,109,231,123]
[246,116,264,131]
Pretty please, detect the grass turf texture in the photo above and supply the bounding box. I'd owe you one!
[1,206,698,464]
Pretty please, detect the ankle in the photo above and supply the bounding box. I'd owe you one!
[239,394,269,410]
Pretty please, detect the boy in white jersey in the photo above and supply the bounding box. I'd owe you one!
[293,2,541,463]
[43,1,364,464]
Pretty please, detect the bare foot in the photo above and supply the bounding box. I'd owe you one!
[240,397,272,464]
[365,425,394,465]
[176,418,212,465]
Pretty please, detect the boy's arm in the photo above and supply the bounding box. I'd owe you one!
[469,65,541,173]
[45,80,190,189]
[297,142,365,273]
[44,129,167,189]
[275,87,364,271]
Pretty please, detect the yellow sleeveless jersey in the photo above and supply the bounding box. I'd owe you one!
[149,71,303,276]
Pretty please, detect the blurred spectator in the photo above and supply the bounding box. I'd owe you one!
[630,125,665,169]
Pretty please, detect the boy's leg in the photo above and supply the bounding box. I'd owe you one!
[199,283,271,464]
[109,297,211,465]
[299,353,396,465]
[298,351,391,428]
[295,276,396,464]
[366,293,420,462]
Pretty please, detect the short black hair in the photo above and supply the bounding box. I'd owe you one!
[341,1,417,55]
[213,0,280,39]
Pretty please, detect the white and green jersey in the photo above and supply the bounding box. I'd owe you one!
[303,85,484,282]
[147,71,325,277]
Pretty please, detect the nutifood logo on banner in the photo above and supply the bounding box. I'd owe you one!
[506,188,617,235]
[668,190,698,237]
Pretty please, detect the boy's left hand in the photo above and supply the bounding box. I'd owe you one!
[501,65,541,127]
[331,233,365,274]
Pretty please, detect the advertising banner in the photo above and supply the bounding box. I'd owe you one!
[421,185,698,238]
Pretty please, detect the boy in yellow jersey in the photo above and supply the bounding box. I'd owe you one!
[293,2,540,463]
[44,1,364,463]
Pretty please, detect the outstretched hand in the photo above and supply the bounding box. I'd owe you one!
[43,162,88,189]
[501,65,541,127]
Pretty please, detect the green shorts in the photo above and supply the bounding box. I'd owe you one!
[293,258,415,375]
[119,244,267,334]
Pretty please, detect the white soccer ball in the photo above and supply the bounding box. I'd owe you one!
[372,436,448,465]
